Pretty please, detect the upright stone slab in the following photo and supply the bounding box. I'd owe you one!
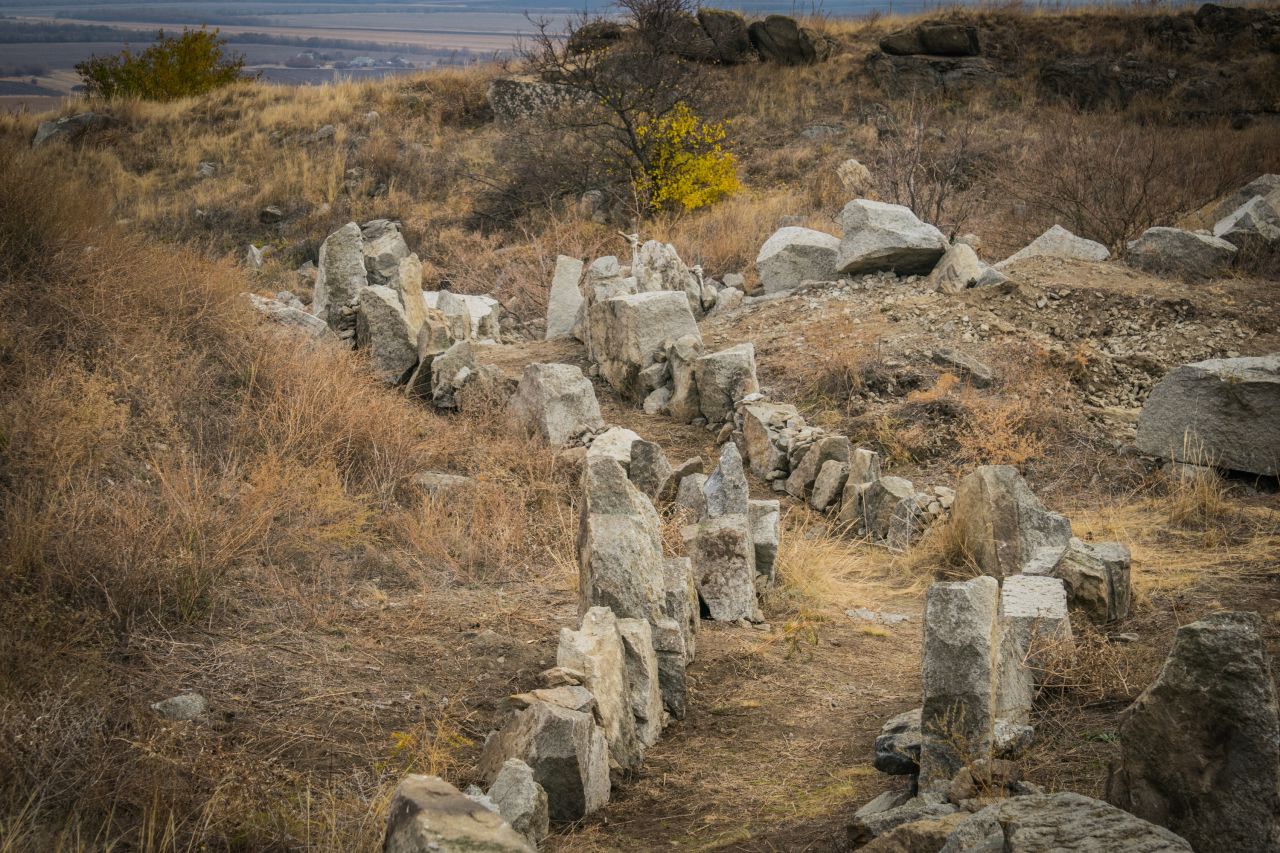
[590,291,700,399]
[1135,355,1280,476]
[695,344,760,424]
[810,459,850,511]
[1108,612,1280,853]
[616,617,664,747]
[785,434,851,499]
[487,759,549,849]
[651,614,689,720]
[742,402,802,479]
[755,226,841,293]
[662,556,698,664]
[557,607,643,772]
[313,221,367,328]
[396,253,427,335]
[577,457,665,624]
[685,515,758,622]
[837,448,883,529]
[383,774,534,853]
[704,442,750,519]
[748,499,781,586]
[996,574,1072,725]
[836,199,948,275]
[920,576,1000,787]
[951,465,1072,578]
[506,362,604,446]
[477,699,610,822]
[356,285,418,385]
[361,219,410,290]
[860,476,916,542]
[545,255,585,340]
[628,439,673,500]
[1034,537,1131,624]
[664,334,705,423]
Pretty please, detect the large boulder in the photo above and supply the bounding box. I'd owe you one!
[747,15,833,65]
[507,363,604,446]
[1125,227,1238,282]
[361,219,411,289]
[996,574,1072,725]
[920,576,1000,787]
[755,227,841,294]
[545,255,585,340]
[577,456,665,624]
[694,344,760,423]
[356,285,418,384]
[1107,612,1280,853]
[836,200,948,275]
[1213,191,1280,251]
[1135,355,1280,476]
[859,475,917,543]
[590,291,700,399]
[697,9,754,64]
[313,222,368,329]
[632,239,704,318]
[557,607,643,772]
[486,759,549,849]
[585,426,642,467]
[685,514,757,622]
[383,774,534,853]
[881,24,980,56]
[941,792,1192,851]
[951,465,1072,579]
[477,699,610,822]
[996,224,1110,269]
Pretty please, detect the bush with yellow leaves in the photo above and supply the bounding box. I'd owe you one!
[636,103,740,212]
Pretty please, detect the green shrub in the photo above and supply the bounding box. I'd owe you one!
[76,27,249,101]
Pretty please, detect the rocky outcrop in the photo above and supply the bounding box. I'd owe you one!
[487,76,585,124]
[836,199,948,275]
[747,15,834,65]
[507,363,604,446]
[383,774,534,853]
[880,23,980,56]
[31,112,113,148]
[1108,612,1280,853]
[755,227,840,294]
[356,285,418,385]
[697,9,754,64]
[1125,227,1238,282]
[590,291,700,400]
[1135,355,1280,476]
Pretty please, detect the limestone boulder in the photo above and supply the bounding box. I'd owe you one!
[1135,355,1280,476]
[557,607,643,772]
[487,75,585,124]
[941,792,1192,851]
[383,774,534,853]
[860,476,916,542]
[874,708,923,776]
[430,290,473,342]
[577,456,664,624]
[486,759,549,849]
[996,224,1110,269]
[849,793,959,848]
[1107,612,1280,853]
[395,254,427,334]
[694,344,760,423]
[676,472,708,518]
[662,556,699,664]
[951,465,1072,578]
[837,158,873,195]
[920,576,1000,786]
[545,255,585,340]
[356,285,418,384]
[31,112,113,148]
[749,499,781,586]
[507,363,604,446]
[590,291,700,399]
[1126,227,1237,282]
[755,227,840,294]
[1208,174,1280,225]
[836,200,948,275]
[313,222,367,328]
[697,9,754,64]
[996,574,1072,725]
[477,700,610,821]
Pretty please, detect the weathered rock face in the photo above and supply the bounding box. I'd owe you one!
[810,460,849,511]
[628,439,673,500]
[616,617,664,748]
[951,465,1072,579]
[755,227,841,294]
[836,199,948,275]
[928,242,986,293]
[487,76,584,124]
[996,224,1110,269]
[742,402,801,479]
[1213,192,1280,250]
[405,309,456,397]
[1135,355,1280,476]
[361,219,411,290]
[585,426,642,468]
[662,556,699,664]
[1108,612,1280,853]
[356,285,418,384]
[478,700,610,822]
[31,112,113,148]
[697,9,754,63]
[545,255,585,340]
[394,254,427,335]
[703,442,750,519]
[685,515,757,622]
[486,759,549,849]
[866,52,996,99]
[314,222,368,329]
[881,23,980,56]
[941,792,1192,851]
[1209,174,1280,225]
[837,158,873,194]
[429,340,476,409]
[996,574,1072,725]
[664,334,705,423]
[859,475,917,543]
[748,499,780,586]
[1036,537,1131,624]
[383,774,534,853]
[932,348,994,388]
[920,576,1000,787]
[695,344,760,423]
[632,240,703,318]
[430,290,473,342]
[577,456,665,624]
[849,793,960,848]
[557,607,643,772]
[747,15,833,65]
[785,434,851,499]
[506,363,604,446]
[1125,227,1238,282]
[590,291,700,399]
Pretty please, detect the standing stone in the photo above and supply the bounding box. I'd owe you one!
[995,224,1110,269]
[664,334,705,423]
[577,456,665,624]
[996,574,1072,725]
[429,340,476,409]
[755,227,841,294]
[785,434,851,499]
[405,309,456,399]
[694,344,760,423]
[1125,227,1238,282]
[506,363,604,446]
[590,292,700,399]
[557,607,643,772]
[546,255,585,340]
[356,285,418,385]
[477,700,610,822]
[396,254,427,334]
[487,759,549,849]
[657,456,704,504]
[628,439,673,500]
[662,556,699,664]
[1108,612,1280,853]
[860,476,916,542]
[616,617,664,748]
[1135,355,1280,476]
[685,515,758,622]
[383,774,534,853]
[810,459,850,511]
[434,290,474,342]
[1034,538,1131,624]
[652,614,690,720]
[632,240,703,318]
[837,448,883,529]
[928,242,986,294]
[704,442,750,519]
[836,199,948,275]
[742,402,802,479]
[361,219,411,288]
[313,222,367,329]
[749,499,781,586]
[920,576,1000,787]
[951,465,1072,579]
[676,472,708,518]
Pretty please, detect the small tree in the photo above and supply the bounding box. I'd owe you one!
[76,28,249,101]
